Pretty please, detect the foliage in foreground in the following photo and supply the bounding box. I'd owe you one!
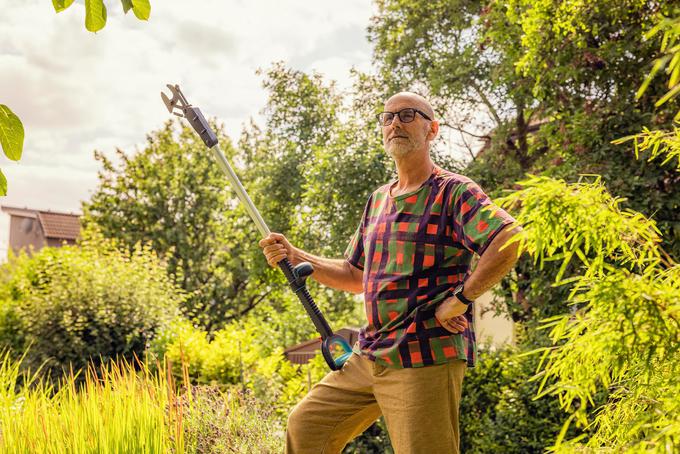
[498,175,680,451]
[0,352,283,453]
[0,230,182,380]
[52,0,151,33]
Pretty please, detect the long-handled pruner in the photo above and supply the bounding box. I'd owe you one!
[161,84,353,371]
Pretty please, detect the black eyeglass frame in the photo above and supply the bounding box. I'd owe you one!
[376,108,433,126]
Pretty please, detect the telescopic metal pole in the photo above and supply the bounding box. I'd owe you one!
[160,84,352,370]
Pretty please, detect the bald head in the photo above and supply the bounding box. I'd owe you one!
[384,92,435,120]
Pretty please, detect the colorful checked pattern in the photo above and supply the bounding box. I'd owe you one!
[344,166,516,368]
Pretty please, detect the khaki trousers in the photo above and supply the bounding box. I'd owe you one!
[285,353,466,454]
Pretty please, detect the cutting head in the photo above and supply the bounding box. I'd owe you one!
[160,84,190,118]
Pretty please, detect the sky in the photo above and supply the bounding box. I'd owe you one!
[0,0,376,216]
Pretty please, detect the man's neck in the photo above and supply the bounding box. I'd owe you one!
[390,153,435,196]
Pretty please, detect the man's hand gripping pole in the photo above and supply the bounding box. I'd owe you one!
[161,84,353,371]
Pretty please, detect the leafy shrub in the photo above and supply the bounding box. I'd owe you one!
[151,317,329,418]
[0,230,183,379]
[459,345,583,453]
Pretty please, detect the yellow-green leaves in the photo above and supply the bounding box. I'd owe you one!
[85,0,107,33]
[497,174,663,279]
[499,174,680,452]
[121,0,151,20]
[637,15,680,109]
[612,126,680,171]
[130,0,151,21]
[0,104,24,196]
[0,105,23,162]
[52,0,75,13]
[52,0,151,32]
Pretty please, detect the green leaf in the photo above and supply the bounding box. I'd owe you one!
[0,104,24,161]
[0,169,6,196]
[52,0,75,13]
[655,82,680,107]
[131,0,151,21]
[85,0,107,33]
[121,0,133,14]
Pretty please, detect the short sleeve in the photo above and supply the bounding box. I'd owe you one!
[451,181,517,256]
[343,195,373,270]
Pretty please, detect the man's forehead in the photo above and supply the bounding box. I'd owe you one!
[384,92,434,117]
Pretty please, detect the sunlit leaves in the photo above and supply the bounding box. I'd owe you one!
[84,0,107,33]
[0,104,23,162]
[0,104,24,197]
[613,125,680,171]
[637,15,680,110]
[497,174,663,279]
[0,171,6,197]
[500,174,680,451]
[52,0,151,32]
[51,0,75,13]
[130,0,150,20]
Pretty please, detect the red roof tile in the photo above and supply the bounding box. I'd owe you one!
[36,212,81,240]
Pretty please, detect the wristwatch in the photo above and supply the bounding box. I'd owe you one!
[451,284,474,305]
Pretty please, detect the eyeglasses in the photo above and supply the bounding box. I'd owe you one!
[376,108,432,126]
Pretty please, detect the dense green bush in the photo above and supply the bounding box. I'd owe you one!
[0,230,183,379]
[459,345,579,453]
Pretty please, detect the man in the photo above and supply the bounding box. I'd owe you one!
[259,92,522,453]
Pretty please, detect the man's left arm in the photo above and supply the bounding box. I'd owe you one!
[459,224,522,300]
[435,224,523,320]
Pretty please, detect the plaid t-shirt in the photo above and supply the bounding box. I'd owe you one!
[344,166,516,368]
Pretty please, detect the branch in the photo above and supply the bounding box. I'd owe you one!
[223,289,273,322]
[439,121,492,140]
[469,81,502,125]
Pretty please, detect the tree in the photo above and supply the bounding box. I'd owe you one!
[83,120,270,332]
[368,0,680,328]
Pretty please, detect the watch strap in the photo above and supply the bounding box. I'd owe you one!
[453,285,474,305]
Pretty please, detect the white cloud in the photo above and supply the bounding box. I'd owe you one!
[0,0,375,212]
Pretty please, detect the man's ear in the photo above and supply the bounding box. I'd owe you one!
[427,120,439,141]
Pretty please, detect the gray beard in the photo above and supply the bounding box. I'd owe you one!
[387,143,414,159]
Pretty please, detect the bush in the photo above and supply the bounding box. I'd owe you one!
[151,317,329,419]
[459,344,585,453]
[0,231,183,379]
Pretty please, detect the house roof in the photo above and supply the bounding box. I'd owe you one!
[1,206,81,240]
[37,212,81,240]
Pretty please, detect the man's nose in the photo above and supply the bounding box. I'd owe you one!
[390,114,403,128]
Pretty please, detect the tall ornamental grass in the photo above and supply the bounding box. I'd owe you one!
[0,352,283,453]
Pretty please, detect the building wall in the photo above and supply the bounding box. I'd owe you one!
[8,215,45,255]
[46,238,76,248]
[474,290,514,348]
[0,212,8,263]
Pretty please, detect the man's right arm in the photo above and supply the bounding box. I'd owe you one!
[258,233,364,294]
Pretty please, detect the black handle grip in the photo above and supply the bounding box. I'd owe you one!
[277,258,333,339]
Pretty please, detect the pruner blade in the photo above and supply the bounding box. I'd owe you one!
[160,84,190,118]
